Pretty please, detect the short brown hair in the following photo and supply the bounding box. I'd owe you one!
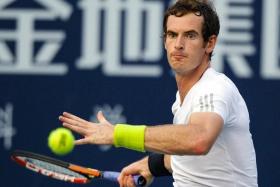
[163,0,220,58]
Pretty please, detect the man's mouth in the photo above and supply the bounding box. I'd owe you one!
[171,53,187,60]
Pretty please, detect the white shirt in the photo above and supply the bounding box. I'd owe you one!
[171,68,258,187]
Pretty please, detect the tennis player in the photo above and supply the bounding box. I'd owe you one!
[59,0,258,186]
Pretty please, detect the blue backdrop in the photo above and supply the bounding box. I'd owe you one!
[0,0,279,186]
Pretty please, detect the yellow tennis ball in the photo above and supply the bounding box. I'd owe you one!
[48,127,75,156]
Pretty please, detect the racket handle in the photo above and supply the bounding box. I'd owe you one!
[102,171,146,187]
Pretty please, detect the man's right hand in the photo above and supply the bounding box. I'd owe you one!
[118,156,154,187]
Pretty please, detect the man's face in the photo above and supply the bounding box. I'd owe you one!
[165,13,209,75]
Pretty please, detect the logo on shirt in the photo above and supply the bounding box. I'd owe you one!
[199,93,214,112]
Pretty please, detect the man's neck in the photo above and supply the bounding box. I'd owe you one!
[175,60,210,104]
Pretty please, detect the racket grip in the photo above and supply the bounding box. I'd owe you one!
[102,171,146,187]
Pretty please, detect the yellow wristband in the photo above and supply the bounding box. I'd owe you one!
[113,124,146,152]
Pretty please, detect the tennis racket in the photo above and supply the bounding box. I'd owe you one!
[11,150,146,186]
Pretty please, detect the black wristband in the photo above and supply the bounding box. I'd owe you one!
[148,154,171,177]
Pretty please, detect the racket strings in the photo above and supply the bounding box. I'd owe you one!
[24,157,86,179]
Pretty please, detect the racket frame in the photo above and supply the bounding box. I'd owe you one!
[11,150,101,184]
[11,150,146,186]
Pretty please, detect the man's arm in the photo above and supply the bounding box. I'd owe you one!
[145,112,223,155]
[59,111,223,155]
[164,154,172,173]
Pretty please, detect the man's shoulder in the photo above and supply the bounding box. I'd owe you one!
[194,68,239,97]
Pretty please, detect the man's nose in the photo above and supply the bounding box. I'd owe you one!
[175,36,185,49]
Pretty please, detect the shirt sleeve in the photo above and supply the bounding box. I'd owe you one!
[191,84,231,124]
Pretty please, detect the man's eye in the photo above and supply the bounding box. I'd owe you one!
[167,32,176,38]
[186,33,197,39]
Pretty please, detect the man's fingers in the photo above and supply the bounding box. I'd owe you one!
[74,138,89,145]
[97,111,107,123]
[62,122,87,136]
[122,175,132,187]
[59,115,90,129]
[62,112,88,123]
[127,175,136,187]
[119,168,130,187]
[119,166,139,187]
[59,116,79,126]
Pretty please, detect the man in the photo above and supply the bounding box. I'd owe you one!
[59,0,258,186]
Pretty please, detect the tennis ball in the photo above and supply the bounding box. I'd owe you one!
[48,127,75,156]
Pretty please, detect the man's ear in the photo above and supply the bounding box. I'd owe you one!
[206,35,217,54]
[164,39,167,50]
